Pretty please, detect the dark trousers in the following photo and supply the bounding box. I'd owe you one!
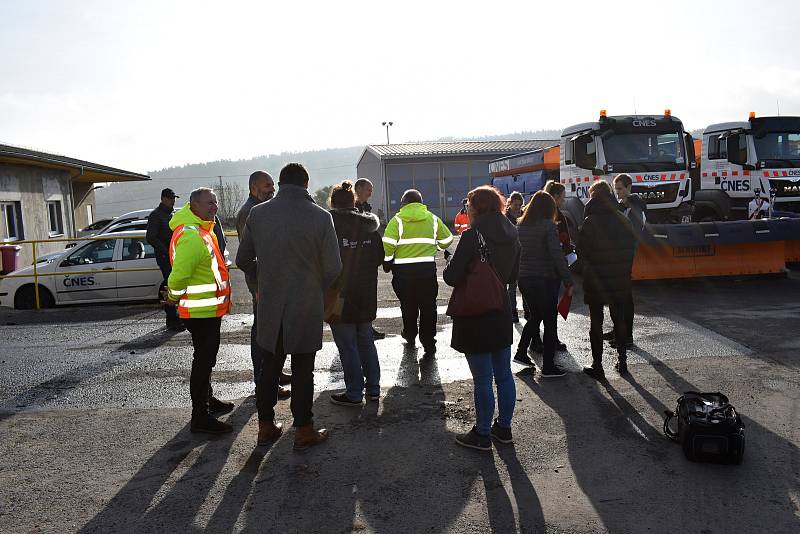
[183,317,221,418]
[392,276,438,349]
[518,277,559,369]
[250,297,267,385]
[589,302,627,368]
[528,278,562,346]
[624,289,634,339]
[156,254,179,322]
[256,328,315,427]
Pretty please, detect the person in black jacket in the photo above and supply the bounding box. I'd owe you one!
[578,180,636,380]
[505,191,525,323]
[146,188,182,331]
[606,173,647,349]
[353,178,387,341]
[327,181,385,407]
[513,191,574,377]
[444,185,521,451]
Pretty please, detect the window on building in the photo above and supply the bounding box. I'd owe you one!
[1,202,24,241]
[47,200,64,237]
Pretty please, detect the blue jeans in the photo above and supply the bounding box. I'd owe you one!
[251,298,268,386]
[464,346,516,436]
[330,322,381,401]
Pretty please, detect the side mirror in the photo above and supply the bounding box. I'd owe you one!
[574,135,597,170]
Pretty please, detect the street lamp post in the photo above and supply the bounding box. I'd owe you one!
[381,121,393,144]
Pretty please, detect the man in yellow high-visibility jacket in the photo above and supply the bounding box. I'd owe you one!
[167,187,233,434]
[383,189,453,354]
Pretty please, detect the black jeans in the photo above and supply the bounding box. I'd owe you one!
[392,276,438,349]
[624,288,634,339]
[528,278,562,346]
[156,254,179,322]
[256,328,315,427]
[518,277,559,369]
[589,302,627,368]
[183,317,221,418]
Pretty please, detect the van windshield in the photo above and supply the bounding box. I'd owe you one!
[602,131,685,171]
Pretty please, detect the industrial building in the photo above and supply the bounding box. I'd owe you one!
[0,144,149,269]
[356,140,558,223]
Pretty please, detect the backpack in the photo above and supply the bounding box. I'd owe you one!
[663,391,745,464]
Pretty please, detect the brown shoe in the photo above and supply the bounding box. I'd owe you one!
[278,386,291,399]
[257,420,283,446]
[279,371,292,386]
[293,425,329,451]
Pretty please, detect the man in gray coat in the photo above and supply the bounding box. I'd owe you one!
[235,170,290,397]
[236,163,342,450]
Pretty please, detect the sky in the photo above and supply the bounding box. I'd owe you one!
[1,0,799,174]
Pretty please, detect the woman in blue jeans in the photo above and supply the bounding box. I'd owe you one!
[443,185,521,451]
[514,191,574,377]
[326,181,385,406]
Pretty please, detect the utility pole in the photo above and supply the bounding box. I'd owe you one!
[382,121,393,144]
[218,176,224,215]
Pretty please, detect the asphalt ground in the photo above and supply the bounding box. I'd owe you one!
[0,237,798,533]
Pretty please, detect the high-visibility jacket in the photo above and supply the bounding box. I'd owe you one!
[167,204,231,319]
[382,202,453,267]
[454,211,470,234]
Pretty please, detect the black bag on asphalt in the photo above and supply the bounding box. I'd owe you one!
[663,391,745,464]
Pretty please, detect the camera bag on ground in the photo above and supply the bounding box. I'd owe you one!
[663,391,745,464]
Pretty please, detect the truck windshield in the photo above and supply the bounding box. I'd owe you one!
[753,131,800,164]
[602,131,685,171]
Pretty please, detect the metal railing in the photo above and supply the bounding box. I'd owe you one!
[1,232,242,310]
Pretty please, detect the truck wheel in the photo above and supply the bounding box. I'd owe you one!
[14,284,55,309]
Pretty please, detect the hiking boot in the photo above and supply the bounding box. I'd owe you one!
[602,331,615,341]
[614,360,629,376]
[330,392,363,407]
[582,365,606,381]
[513,351,535,366]
[372,327,387,340]
[609,337,634,349]
[208,397,234,414]
[490,420,513,444]
[293,425,329,451]
[540,365,567,378]
[190,415,233,434]
[455,427,492,451]
[257,420,283,445]
[279,371,292,386]
[278,386,291,400]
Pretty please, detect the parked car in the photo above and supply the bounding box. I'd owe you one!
[0,230,164,309]
[76,218,115,238]
[65,209,152,248]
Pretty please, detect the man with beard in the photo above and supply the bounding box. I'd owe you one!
[236,171,290,398]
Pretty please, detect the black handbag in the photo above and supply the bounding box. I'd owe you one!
[663,391,745,464]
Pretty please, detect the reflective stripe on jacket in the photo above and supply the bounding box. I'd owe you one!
[382,202,453,265]
[167,204,231,319]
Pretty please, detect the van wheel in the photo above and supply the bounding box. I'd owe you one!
[14,284,55,309]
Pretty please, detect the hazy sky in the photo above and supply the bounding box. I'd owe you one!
[1,0,798,173]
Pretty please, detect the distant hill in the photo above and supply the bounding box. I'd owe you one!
[95,129,560,219]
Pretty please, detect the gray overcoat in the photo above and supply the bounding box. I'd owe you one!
[236,184,342,354]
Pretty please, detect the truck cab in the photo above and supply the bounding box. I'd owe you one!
[696,114,800,220]
[560,111,696,227]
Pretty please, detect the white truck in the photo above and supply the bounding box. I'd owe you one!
[559,110,697,232]
[694,114,800,221]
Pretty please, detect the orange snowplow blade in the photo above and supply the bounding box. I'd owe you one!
[786,240,800,263]
[632,241,786,280]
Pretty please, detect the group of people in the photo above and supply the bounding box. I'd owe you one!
[148,162,647,454]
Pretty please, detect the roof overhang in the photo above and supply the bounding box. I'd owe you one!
[0,146,150,183]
